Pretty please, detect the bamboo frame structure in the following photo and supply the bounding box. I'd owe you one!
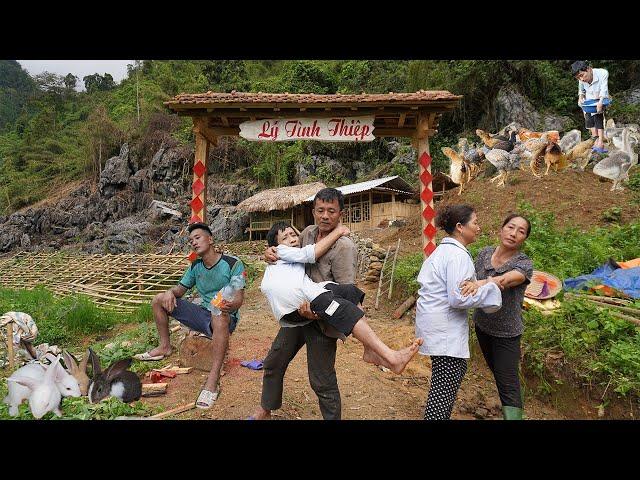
[0,252,191,313]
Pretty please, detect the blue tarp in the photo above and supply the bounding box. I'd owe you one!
[564,260,640,299]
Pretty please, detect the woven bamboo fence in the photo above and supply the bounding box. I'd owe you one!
[0,252,191,313]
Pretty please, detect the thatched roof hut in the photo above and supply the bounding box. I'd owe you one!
[237,182,326,213]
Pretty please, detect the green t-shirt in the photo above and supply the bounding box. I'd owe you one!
[179,254,246,315]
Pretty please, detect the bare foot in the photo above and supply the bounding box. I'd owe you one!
[388,338,423,374]
[147,346,172,357]
[363,347,392,370]
[249,407,272,420]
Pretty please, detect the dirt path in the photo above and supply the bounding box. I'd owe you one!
[138,281,573,420]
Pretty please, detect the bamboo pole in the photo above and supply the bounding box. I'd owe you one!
[7,322,14,371]
[375,246,391,310]
[149,402,196,419]
[388,239,401,300]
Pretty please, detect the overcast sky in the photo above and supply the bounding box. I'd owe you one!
[17,60,134,90]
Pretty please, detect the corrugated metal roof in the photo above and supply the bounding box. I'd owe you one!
[304,176,414,201]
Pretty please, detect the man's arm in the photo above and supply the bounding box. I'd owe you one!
[314,224,350,260]
[160,284,188,312]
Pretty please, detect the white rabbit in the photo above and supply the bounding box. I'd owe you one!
[6,357,65,418]
[4,355,82,416]
[3,362,46,416]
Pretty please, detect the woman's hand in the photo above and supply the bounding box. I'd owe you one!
[460,280,480,297]
[488,275,506,290]
[264,246,279,264]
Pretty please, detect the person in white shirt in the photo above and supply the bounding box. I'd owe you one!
[249,221,423,420]
[415,204,503,420]
[572,60,610,153]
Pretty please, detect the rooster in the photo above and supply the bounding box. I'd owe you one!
[441,147,468,195]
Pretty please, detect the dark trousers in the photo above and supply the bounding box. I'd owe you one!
[475,326,523,408]
[261,322,340,420]
[424,356,468,420]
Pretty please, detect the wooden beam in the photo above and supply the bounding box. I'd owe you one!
[192,118,218,146]
[221,116,229,127]
[398,113,406,128]
[210,126,241,137]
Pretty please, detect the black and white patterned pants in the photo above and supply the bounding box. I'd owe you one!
[424,355,468,420]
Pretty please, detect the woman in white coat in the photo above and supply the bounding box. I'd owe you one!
[416,204,503,420]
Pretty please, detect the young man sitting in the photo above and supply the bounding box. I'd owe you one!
[134,222,245,409]
[259,221,423,375]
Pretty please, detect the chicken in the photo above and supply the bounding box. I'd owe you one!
[565,138,596,171]
[559,129,582,154]
[520,138,548,177]
[543,142,567,175]
[518,128,560,143]
[485,148,522,186]
[593,129,639,191]
[476,129,518,152]
[441,147,468,195]
[456,138,486,180]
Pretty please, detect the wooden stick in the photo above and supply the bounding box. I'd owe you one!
[142,383,168,396]
[610,312,640,327]
[393,296,416,319]
[7,322,14,371]
[149,402,196,419]
[565,292,632,306]
[567,295,640,317]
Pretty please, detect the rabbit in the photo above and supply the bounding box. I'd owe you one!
[87,348,142,404]
[62,349,91,396]
[6,356,63,418]
[4,355,81,416]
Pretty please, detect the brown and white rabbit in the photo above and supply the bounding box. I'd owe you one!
[62,350,91,396]
[87,348,142,404]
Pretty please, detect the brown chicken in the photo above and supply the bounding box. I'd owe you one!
[565,138,595,171]
[441,147,468,195]
[543,142,567,175]
[518,128,560,143]
[476,129,512,149]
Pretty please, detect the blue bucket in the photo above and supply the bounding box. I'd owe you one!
[581,98,611,113]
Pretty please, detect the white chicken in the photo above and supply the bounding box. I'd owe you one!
[593,128,639,191]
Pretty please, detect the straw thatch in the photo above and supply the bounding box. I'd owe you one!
[237,182,326,213]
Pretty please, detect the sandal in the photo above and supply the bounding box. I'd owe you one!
[196,388,220,409]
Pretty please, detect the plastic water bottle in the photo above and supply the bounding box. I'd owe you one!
[210,275,246,315]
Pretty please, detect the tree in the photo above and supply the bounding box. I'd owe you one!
[83,105,123,181]
[83,73,116,93]
[202,60,249,92]
[63,73,77,91]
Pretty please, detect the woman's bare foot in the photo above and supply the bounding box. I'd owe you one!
[363,346,390,368]
[388,338,423,374]
[249,406,272,420]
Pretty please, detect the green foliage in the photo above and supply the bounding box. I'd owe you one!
[602,206,622,223]
[243,140,309,188]
[0,286,137,345]
[393,252,423,298]
[522,298,640,397]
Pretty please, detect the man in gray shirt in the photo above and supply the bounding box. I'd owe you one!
[250,188,357,420]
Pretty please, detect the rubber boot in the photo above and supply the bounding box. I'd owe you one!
[502,405,523,420]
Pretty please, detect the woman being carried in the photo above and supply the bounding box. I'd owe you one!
[260,221,423,375]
